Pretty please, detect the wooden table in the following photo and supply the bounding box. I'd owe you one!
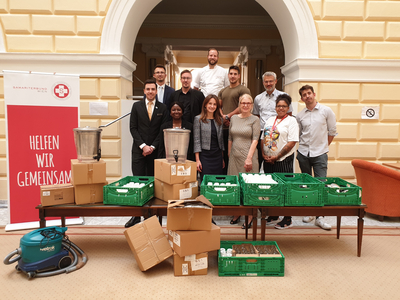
[258,205,367,257]
[382,163,400,170]
[36,202,367,256]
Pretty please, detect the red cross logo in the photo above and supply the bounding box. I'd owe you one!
[54,84,70,99]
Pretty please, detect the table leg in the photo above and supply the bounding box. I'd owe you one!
[357,209,365,257]
[260,208,267,242]
[336,216,341,239]
[39,208,45,228]
[61,217,66,228]
[252,209,257,241]
[245,215,248,240]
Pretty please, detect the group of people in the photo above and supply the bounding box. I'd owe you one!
[126,48,337,231]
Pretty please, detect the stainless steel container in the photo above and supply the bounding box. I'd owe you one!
[73,126,102,162]
[163,128,191,163]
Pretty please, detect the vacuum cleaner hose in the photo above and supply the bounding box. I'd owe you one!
[3,248,22,265]
[34,238,88,278]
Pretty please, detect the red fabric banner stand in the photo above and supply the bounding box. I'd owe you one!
[4,71,80,229]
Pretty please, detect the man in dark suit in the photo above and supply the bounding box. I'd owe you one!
[168,70,205,124]
[125,78,168,228]
[151,64,175,109]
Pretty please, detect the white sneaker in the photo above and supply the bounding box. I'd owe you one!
[315,217,332,230]
[302,216,315,223]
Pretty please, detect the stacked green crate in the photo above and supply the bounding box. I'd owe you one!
[219,241,285,277]
[200,175,240,205]
[274,173,324,206]
[317,177,362,205]
[103,176,154,206]
[239,173,285,206]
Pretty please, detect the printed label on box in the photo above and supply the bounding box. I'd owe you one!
[173,232,181,247]
[171,165,177,176]
[179,188,192,199]
[182,264,189,275]
[184,254,196,262]
[177,166,191,176]
[191,257,207,271]
[190,182,198,188]
[42,191,50,196]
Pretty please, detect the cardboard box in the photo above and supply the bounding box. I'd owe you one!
[71,159,106,185]
[169,224,220,257]
[124,216,173,272]
[40,183,75,206]
[74,182,105,205]
[154,159,197,185]
[154,179,198,202]
[173,252,208,276]
[167,195,213,231]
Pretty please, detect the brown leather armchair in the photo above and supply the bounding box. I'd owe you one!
[352,159,400,221]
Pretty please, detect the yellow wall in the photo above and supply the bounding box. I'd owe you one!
[308,0,400,59]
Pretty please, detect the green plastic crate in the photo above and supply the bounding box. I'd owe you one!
[200,175,240,205]
[274,173,324,206]
[219,241,285,277]
[316,177,362,206]
[239,173,285,206]
[103,176,154,206]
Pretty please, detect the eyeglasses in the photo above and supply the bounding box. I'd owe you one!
[276,105,288,108]
[181,77,191,80]
[154,72,165,75]
[241,102,252,106]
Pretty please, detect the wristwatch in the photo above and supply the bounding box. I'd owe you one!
[225,115,230,121]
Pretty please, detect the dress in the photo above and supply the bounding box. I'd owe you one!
[227,114,260,175]
[199,120,223,179]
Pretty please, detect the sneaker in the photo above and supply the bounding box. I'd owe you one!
[274,217,293,230]
[302,216,315,223]
[315,217,332,230]
[265,216,280,225]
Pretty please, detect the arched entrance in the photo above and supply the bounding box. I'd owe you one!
[100,0,318,63]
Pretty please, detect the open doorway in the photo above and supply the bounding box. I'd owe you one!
[131,0,285,98]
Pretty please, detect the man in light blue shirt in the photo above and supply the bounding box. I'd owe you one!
[296,84,337,230]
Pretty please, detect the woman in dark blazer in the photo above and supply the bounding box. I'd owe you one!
[158,101,194,161]
[193,94,225,181]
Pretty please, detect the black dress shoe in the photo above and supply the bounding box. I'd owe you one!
[125,216,141,228]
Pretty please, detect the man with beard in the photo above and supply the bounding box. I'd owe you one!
[296,84,337,231]
[218,65,251,172]
[168,69,205,123]
[193,48,229,97]
[253,71,293,172]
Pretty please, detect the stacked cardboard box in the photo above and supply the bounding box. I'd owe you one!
[40,183,75,206]
[167,195,220,276]
[71,159,107,205]
[154,159,198,202]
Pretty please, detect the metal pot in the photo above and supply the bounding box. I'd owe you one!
[73,126,102,162]
[73,112,131,162]
[163,128,191,163]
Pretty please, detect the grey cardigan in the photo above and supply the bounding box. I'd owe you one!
[193,115,224,153]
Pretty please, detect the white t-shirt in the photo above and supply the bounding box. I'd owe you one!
[193,65,229,97]
[262,115,299,161]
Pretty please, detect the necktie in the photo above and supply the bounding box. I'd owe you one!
[158,86,164,103]
[148,101,153,120]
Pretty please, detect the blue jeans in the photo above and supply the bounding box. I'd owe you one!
[296,151,328,178]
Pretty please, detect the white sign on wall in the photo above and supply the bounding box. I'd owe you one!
[362,106,379,119]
